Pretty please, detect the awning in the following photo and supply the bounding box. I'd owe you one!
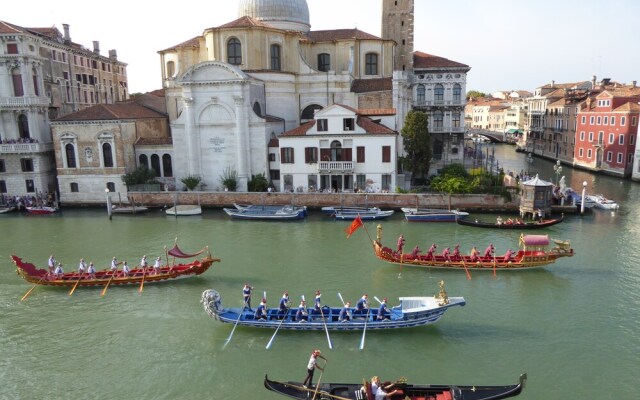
[506,129,522,134]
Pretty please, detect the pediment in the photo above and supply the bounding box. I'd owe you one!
[179,61,249,83]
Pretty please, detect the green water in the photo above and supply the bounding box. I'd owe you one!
[1,152,639,399]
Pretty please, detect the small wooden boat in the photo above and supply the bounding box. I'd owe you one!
[264,373,527,400]
[25,206,59,215]
[202,282,464,331]
[332,209,394,221]
[0,206,16,214]
[223,204,307,220]
[402,207,469,222]
[321,206,380,215]
[371,225,574,271]
[11,244,220,289]
[111,205,149,214]
[456,215,563,229]
[166,204,202,216]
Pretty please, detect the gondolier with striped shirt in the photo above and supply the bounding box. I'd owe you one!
[302,349,326,389]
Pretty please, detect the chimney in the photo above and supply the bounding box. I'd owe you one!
[551,80,555,88]
[109,49,118,61]
[633,81,637,88]
[592,75,597,87]
[93,41,100,54]
[63,24,71,42]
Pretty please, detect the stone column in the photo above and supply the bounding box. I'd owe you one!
[183,96,200,177]
[234,95,249,192]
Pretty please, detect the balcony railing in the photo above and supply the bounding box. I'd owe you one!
[413,100,464,107]
[0,96,51,107]
[0,142,54,154]
[318,161,353,172]
[430,126,465,133]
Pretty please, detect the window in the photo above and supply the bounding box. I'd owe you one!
[590,116,595,124]
[609,133,615,144]
[604,116,608,125]
[70,183,79,192]
[329,140,343,161]
[619,135,624,145]
[0,159,5,172]
[611,116,616,125]
[139,154,148,168]
[581,116,586,124]
[580,131,585,141]
[588,132,593,142]
[102,143,113,167]
[20,158,34,172]
[106,182,116,192]
[281,147,294,164]
[617,153,623,163]
[269,153,276,162]
[629,153,633,164]
[382,174,391,191]
[607,151,612,162]
[166,61,175,78]
[356,174,366,190]
[317,119,328,131]
[304,147,318,163]
[7,43,18,54]
[452,112,461,127]
[579,148,584,157]
[270,44,281,71]
[434,84,444,103]
[0,180,6,193]
[32,67,39,96]
[65,144,77,168]
[382,146,391,163]
[269,169,280,181]
[596,116,601,125]
[633,116,637,126]
[416,84,425,104]
[621,116,626,126]
[433,111,444,128]
[343,118,355,131]
[453,84,462,103]
[598,131,604,145]
[150,154,161,177]
[162,154,173,177]
[25,179,35,193]
[317,53,330,72]
[365,53,378,75]
[227,38,242,65]
[12,68,23,97]
[357,146,365,163]
[631,135,635,146]
[587,149,592,159]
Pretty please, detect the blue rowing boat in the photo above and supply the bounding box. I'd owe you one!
[201,283,465,331]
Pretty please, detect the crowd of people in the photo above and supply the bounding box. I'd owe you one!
[46,254,165,279]
[0,193,56,209]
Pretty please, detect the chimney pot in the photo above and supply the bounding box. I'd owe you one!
[62,24,70,42]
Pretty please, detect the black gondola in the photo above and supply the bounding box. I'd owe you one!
[264,374,526,400]
[456,215,563,229]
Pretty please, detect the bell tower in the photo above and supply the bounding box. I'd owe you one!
[381,0,414,71]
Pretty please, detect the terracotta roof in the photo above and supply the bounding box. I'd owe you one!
[0,21,22,34]
[0,21,61,39]
[280,121,316,136]
[306,28,380,42]
[280,115,395,137]
[216,16,273,29]
[351,78,392,93]
[131,92,167,114]
[413,51,469,69]
[135,137,173,146]
[147,89,165,97]
[613,102,640,112]
[600,87,640,98]
[268,137,280,147]
[159,36,200,52]
[54,103,166,122]
[539,81,591,90]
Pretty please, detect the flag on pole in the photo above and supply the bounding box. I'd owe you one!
[345,215,364,238]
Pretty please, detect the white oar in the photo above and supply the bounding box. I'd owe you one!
[223,299,247,349]
[319,303,333,350]
[266,307,288,350]
[359,306,371,350]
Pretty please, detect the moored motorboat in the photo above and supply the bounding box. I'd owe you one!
[264,373,527,400]
[201,281,464,331]
[111,205,149,214]
[25,206,59,215]
[166,204,202,216]
[402,207,469,222]
[11,244,220,292]
[332,208,394,221]
[456,215,563,229]
[223,204,307,220]
[370,225,574,271]
[589,194,619,210]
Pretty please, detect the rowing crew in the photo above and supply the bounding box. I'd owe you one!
[46,254,165,279]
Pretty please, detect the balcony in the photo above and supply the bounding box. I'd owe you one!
[318,161,353,172]
[413,100,464,108]
[0,96,51,108]
[430,126,465,133]
[0,142,54,154]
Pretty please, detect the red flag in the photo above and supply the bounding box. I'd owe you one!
[345,215,364,238]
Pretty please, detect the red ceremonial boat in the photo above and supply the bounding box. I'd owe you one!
[11,244,220,290]
[372,225,574,271]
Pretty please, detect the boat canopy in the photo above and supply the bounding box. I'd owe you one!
[522,234,550,246]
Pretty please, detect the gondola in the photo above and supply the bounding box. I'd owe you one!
[201,281,464,331]
[371,225,574,271]
[455,215,563,229]
[11,243,220,289]
[264,373,527,400]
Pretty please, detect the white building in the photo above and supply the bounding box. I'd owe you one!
[277,104,397,192]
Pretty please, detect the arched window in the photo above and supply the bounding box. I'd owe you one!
[139,154,148,168]
[32,67,39,96]
[102,142,113,167]
[227,38,242,65]
[300,104,323,121]
[12,68,24,97]
[150,154,161,177]
[365,53,378,75]
[166,61,175,78]
[434,84,444,104]
[416,84,426,104]
[453,84,462,103]
[330,140,343,161]
[270,44,281,71]
[318,53,330,72]
[65,143,77,168]
[162,154,173,177]
[433,111,444,129]
[18,115,30,139]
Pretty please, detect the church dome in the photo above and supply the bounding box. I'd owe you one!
[237,0,310,32]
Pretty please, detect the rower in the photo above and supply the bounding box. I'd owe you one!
[122,261,130,277]
[279,291,290,319]
[54,262,64,277]
[377,298,390,321]
[255,298,267,321]
[484,243,495,258]
[296,300,309,322]
[355,294,369,317]
[87,262,96,279]
[153,256,162,275]
[78,258,86,274]
[339,301,352,322]
[110,257,119,274]
[426,244,437,260]
[48,255,56,274]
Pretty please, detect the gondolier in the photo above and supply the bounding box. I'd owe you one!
[243,283,254,310]
[47,255,56,273]
[302,349,326,389]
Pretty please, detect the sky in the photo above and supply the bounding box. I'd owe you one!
[4,0,639,95]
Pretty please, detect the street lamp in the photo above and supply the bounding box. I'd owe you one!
[105,188,112,220]
[526,153,533,176]
[580,180,587,215]
[553,160,562,186]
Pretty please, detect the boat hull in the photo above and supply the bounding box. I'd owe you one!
[402,208,469,222]
[166,205,202,216]
[223,205,307,220]
[25,206,58,214]
[456,216,563,229]
[12,255,220,288]
[264,374,527,400]
[202,289,465,331]
[333,210,394,220]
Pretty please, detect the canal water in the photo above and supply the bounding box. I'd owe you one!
[1,145,638,399]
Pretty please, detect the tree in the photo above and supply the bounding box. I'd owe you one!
[121,166,157,187]
[400,110,431,185]
[467,90,487,99]
[248,173,269,192]
[180,175,202,191]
